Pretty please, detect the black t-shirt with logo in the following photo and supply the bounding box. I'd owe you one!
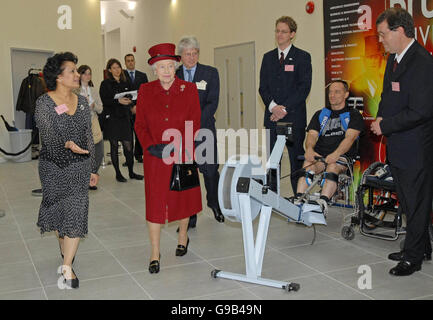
[307,107,364,158]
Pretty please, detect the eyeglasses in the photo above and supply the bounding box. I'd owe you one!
[183,51,199,57]
[275,29,290,34]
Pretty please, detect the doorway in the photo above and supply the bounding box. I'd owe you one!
[10,48,53,129]
[214,41,256,131]
[105,27,121,63]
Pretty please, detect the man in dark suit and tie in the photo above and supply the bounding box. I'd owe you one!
[259,16,312,194]
[176,36,225,230]
[124,53,149,163]
[371,8,433,276]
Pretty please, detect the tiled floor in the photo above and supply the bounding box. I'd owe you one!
[0,151,432,300]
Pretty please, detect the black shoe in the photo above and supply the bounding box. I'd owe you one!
[31,188,43,197]
[64,277,79,289]
[389,260,421,276]
[148,255,161,274]
[116,174,127,182]
[176,238,189,256]
[210,206,225,223]
[89,186,98,190]
[59,266,79,289]
[388,251,432,262]
[63,268,79,289]
[129,173,144,180]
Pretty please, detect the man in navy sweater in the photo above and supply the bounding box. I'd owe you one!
[259,16,312,194]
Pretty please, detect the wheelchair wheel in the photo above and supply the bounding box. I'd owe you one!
[341,226,355,240]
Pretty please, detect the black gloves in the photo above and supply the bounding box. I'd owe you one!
[147,143,175,159]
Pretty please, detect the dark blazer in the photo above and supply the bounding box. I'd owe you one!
[99,78,133,140]
[259,45,312,129]
[124,69,149,91]
[176,63,219,130]
[377,41,433,169]
[16,74,46,114]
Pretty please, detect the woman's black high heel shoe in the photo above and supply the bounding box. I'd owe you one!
[148,254,161,274]
[175,238,189,256]
[60,266,79,289]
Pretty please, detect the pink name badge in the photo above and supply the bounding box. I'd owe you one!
[392,82,400,92]
[55,104,69,115]
[285,65,294,72]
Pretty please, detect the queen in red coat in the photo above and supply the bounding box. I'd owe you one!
[135,43,202,274]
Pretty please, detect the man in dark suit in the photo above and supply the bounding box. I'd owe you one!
[124,53,148,163]
[371,8,433,276]
[176,36,225,230]
[259,16,312,193]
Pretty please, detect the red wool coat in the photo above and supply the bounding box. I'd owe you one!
[135,77,202,224]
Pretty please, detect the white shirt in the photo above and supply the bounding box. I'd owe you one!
[278,44,292,61]
[127,69,136,80]
[395,39,415,63]
[269,44,293,112]
[80,85,94,105]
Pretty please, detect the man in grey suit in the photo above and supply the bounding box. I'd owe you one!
[176,36,225,230]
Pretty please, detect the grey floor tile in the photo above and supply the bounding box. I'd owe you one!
[111,236,203,273]
[279,239,386,273]
[0,222,22,243]
[339,232,404,260]
[92,224,150,250]
[0,288,46,300]
[266,223,334,249]
[413,294,433,300]
[88,208,146,231]
[17,222,55,241]
[0,241,30,265]
[326,262,433,300]
[184,231,245,261]
[45,275,150,300]
[0,262,42,294]
[132,262,243,299]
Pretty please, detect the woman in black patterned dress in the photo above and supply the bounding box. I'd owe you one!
[35,52,98,289]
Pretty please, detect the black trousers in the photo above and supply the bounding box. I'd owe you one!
[200,163,220,209]
[131,115,143,159]
[268,126,305,194]
[390,164,433,264]
[189,127,220,226]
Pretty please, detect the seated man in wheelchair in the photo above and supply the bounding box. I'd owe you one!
[295,80,364,214]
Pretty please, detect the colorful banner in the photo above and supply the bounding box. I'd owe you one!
[323,0,433,187]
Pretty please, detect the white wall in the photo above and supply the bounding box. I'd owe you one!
[101,0,138,67]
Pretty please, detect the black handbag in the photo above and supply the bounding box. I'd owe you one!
[169,138,200,191]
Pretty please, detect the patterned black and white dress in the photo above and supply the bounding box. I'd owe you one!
[35,93,96,238]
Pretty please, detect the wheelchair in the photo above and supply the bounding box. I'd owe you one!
[342,161,433,244]
[341,162,404,241]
